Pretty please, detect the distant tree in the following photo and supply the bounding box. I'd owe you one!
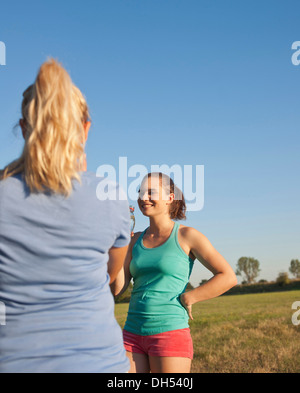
[185,282,195,291]
[259,279,268,283]
[236,257,261,284]
[289,259,300,279]
[276,272,290,286]
[199,279,208,286]
[115,282,133,304]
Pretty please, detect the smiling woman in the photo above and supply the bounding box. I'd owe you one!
[111,172,237,374]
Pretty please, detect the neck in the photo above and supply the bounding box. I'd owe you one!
[148,215,174,236]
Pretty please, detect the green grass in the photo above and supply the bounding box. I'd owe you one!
[115,290,300,373]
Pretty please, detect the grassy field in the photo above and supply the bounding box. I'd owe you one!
[115,290,300,373]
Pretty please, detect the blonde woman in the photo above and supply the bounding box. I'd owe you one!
[0,59,131,373]
[112,173,237,373]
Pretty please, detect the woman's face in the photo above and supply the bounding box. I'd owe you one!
[138,176,174,218]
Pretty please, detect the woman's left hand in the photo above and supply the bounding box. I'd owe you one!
[180,293,194,321]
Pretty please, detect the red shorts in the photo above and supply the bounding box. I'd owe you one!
[123,328,193,359]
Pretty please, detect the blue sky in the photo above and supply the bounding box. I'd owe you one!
[0,0,299,285]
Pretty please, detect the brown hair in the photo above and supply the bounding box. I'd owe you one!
[146,172,187,220]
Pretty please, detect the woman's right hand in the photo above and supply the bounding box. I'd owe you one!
[180,293,194,321]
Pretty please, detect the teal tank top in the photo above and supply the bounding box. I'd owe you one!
[124,221,195,336]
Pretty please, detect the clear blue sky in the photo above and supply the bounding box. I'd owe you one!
[0,0,299,285]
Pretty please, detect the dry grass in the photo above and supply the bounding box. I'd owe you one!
[115,290,300,373]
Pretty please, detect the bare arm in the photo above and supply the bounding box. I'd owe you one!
[181,228,237,312]
[110,232,141,297]
[107,245,129,285]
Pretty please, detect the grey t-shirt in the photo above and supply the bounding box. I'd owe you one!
[0,172,131,373]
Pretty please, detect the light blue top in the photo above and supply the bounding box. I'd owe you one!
[0,172,131,373]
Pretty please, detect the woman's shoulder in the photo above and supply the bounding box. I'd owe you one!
[178,224,202,236]
[178,224,208,245]
[0,172,26,194]
[0,172,23,183]
[129,230,149,250]
[130,231,143,245]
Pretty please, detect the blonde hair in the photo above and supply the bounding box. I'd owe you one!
[0,58,90,196]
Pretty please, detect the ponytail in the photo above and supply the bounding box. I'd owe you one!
[169,183,187,221]
[1,58,90,196]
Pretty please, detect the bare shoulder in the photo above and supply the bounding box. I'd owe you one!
[178,224,213,253]
[178,224,216,262]
[130,231,143,248]
[177,225,210,261]
[178,224,207,243]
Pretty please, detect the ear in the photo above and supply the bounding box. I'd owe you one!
[19,119,26,140]
[167,192,175,205]
[83,121,91,141]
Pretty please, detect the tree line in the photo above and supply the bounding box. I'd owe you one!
[115,258,300,303]
[198,258,300,287]
[235,257,300,285]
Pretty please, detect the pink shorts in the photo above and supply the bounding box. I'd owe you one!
[123,328,193,359]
